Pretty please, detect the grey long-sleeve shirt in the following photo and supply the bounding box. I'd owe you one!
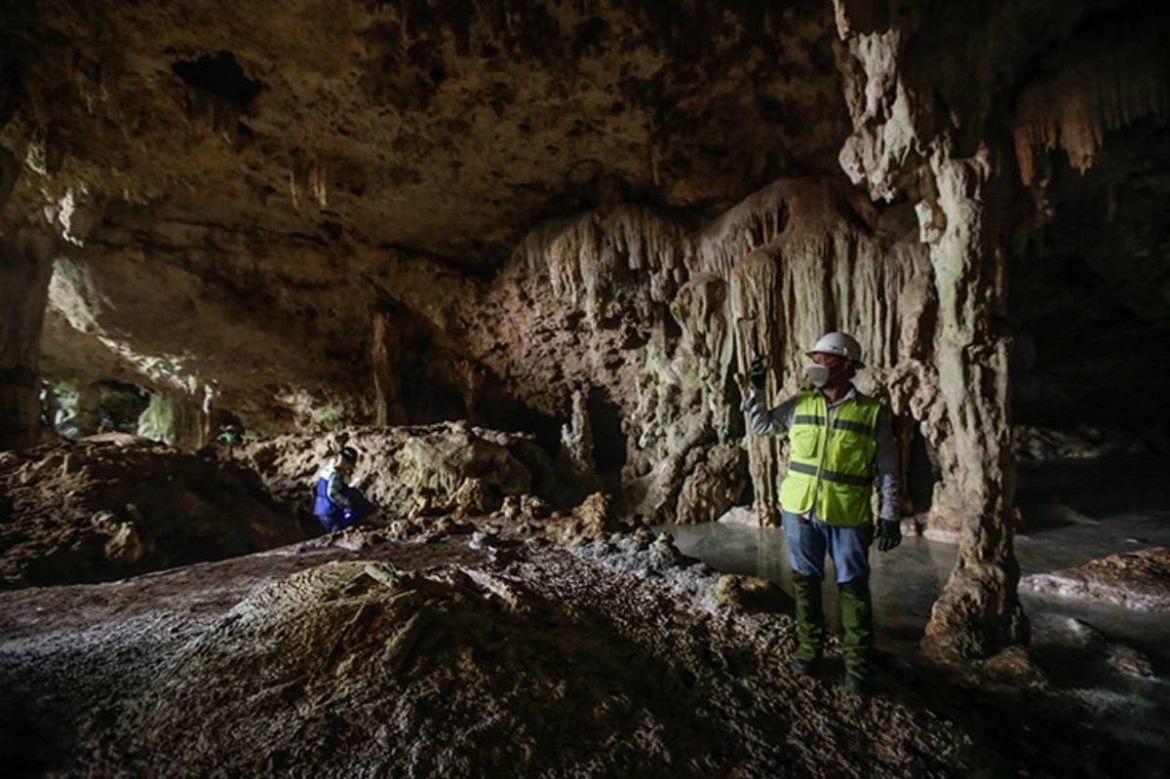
[744,386,900,521]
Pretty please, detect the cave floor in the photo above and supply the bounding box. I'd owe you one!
[1,454,1167,776]
[0,530,987,777]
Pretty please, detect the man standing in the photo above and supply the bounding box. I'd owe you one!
[744,331,901,695]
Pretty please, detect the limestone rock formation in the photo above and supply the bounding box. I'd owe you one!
[828,0,1167,657]
[0,230,54,450]
[237,422,584,522]
[1014,425,1142,462]
[0,0,851,435]
[0,435,304,587]
[1061,618,1157,679]
[710,573,793,613]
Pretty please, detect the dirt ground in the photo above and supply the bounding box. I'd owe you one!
[0,526,996,778]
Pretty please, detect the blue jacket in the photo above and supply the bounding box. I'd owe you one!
[313,465,351,518]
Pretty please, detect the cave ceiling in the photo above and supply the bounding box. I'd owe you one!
[2,0,1169,434]
[2,0,849,263]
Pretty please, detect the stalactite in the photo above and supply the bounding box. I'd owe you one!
[517,205,689,328]
[494,176,939,524]
[726,193,938,529]
[289,153,328,209]
[1013,24,1170,185]
[728,249,784,525]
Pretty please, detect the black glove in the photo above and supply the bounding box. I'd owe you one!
[875,519,902,552]
[748,354,769,391]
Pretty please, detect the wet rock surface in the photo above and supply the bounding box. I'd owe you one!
[1062,618,1157,679]
[0,533,984,777]
[0,435,305,587]
[1021,547,1170,612]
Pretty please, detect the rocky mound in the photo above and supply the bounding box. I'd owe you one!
[1021,547,1170,611]
[238,422,587,522]
[62,546,979,777]
[0,434,305,587]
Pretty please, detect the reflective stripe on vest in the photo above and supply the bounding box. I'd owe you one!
[777,390,881,526]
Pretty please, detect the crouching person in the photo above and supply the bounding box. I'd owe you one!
[313,446,369,533]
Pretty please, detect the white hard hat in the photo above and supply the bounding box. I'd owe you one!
[806,331,864,366]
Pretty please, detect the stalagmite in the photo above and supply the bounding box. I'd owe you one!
[559,389,594,477]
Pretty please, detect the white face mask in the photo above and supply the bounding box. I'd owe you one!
[804,362,830,388]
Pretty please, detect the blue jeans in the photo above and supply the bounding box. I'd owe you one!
[781,510,871,584]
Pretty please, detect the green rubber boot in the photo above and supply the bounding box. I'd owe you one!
[839,577,874,695]
[791,574,825,675]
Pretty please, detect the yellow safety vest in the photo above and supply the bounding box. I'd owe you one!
[777,390,881,527]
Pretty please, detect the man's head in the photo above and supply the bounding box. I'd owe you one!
[338,445,359,471]
[805,331,863,386]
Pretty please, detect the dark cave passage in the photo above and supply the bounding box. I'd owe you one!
[171,51,263,111]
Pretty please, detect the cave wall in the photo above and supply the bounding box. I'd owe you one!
[453,176,944,529]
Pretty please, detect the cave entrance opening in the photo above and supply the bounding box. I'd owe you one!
[44,378,150,438]
[587,391,626,491]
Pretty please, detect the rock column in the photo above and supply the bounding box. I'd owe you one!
[728,250,784,526]
[919,155,1028,657]
[371,309,407,427]
[831,0,1028,658]
[0,230,54,450]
